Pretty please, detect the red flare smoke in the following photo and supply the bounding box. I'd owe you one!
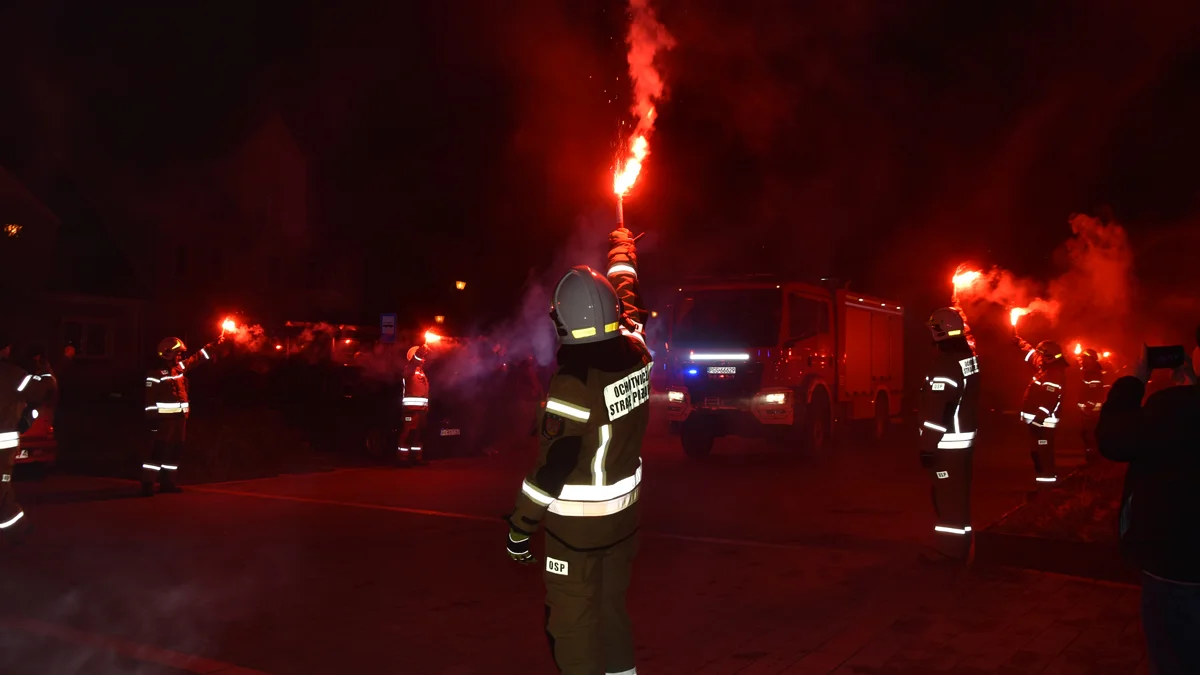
[612,0,675,200]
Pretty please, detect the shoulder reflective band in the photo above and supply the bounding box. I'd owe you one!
[521,480,555,506]
[934,525,971,535]
[592,424,612,485]
[931,376,958,387]
[607,263,637,278]
[201,348,210,360]
[549,485,640,517]
[0,431,19,450]
[16,374,31,392]
[1025,350,1035,362]
[545,398,590,422]
[922,421,947,433]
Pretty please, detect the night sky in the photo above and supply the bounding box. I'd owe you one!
[2,0,1200,326]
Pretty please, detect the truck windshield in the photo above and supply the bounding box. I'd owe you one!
[672,288,782,348]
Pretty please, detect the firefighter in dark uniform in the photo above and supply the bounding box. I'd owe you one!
[918,308,981,561]
[142,335,222,496]
[398,343,431,465]
[0,334,53,542]
[1077,348,1107,464]
[505,226,651,675]
[1014,336,1068,486]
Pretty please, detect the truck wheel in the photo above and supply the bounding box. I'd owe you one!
[872,393,890,444]
[680,418,714,458]
[804,389,832,452]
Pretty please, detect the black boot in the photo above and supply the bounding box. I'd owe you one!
[159,475,183,494]
[141,482,156,497]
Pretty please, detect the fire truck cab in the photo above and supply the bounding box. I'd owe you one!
[663,278,904,457]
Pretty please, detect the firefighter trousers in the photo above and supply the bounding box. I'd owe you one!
[398,410,426,462]
[142,416,186,487]
[1079,410,1098,464]
[543,532,639,675]
[929,448,973,559]
[1028,423,1057,484]
[0,445,27,536]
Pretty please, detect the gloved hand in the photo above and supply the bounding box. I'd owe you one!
[507,527,535,565]
[1011,335,1024,348]
[608,228,638,268]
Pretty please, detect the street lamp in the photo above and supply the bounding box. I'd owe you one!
[455,280,466,290]
[434,315,445,324]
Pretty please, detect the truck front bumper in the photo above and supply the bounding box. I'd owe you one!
[665,387,796,427]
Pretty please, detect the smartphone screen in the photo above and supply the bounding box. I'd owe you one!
[1146,346,1186,371]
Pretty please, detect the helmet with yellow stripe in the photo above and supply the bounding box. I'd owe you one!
[927,307,970,342]
[550,266,622,345]
[156,336,187,360]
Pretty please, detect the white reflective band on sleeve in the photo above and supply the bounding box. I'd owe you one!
[402,397,429,407]
[17,375,31,392]
[1037,417,1059,428]
[0,431,19,450]
[1025,350,1035,362]
[156,402,189,414]
[161,465,178,471]
[549,485,639,517]
[0,510,25,529]
[142,464,161,471]
[937,439,974,450]
[145,406,157,412]
[934,525,972,535]
[607,264,637,278]
[592,424,611,485]
[146,377,160,384]
[561,463,642,502]
[201,348,210,360]
[931,377,959,387]
[922,421,948,433]
[1036,476,1058,482]
[545,398,591,422]
[521,480,555,506]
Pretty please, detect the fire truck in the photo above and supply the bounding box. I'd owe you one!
[662,277,905,457]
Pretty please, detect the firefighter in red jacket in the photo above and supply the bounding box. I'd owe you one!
[505,227,651,675]
[1077,347,1108,464]
[1014,336,1068,485]
[0,334,53,541]
[142,335,222,495]
[398,343,431,465]
[918,307,981,561]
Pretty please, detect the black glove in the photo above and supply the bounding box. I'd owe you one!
[608,229,638,268]
[506,527,535,565]
[919,451,935,469]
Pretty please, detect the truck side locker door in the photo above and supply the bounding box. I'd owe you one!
[843,304,872,418]
[871,311,889,400]
[888,312,904,414]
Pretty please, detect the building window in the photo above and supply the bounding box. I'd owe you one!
[175,244,188,278]
[63,319,115,359]
[4,223,21,238]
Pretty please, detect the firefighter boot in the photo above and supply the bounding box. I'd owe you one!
[159,471,183,494]
[411,447,424,465]
[140,481,155,497]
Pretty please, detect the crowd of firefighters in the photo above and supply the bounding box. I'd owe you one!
[917,305,1119,562]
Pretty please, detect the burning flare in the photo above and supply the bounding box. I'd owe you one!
[1009,307,1029,327]
[424,331,442,345]
[221,318,238,334]
[611,0,675,202]
[1075,343,1083,356]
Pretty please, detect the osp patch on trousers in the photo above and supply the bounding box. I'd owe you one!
[543,532,639,675]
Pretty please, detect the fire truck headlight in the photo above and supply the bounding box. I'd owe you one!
[667,391,686,403]
[763,392,788,405]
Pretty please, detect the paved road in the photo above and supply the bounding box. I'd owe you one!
[0,417,1147,674]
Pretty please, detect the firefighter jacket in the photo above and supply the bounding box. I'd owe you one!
[144,344,216,419]
[403,363,430,410]
[0,359,53,449]
[508,242,652,551]
[918,347,981,452]
[1016,338,1066,428]
[1078,361,1107,412]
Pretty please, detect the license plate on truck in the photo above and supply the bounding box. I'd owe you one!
[440,428,461,437]
[707,366,736,374]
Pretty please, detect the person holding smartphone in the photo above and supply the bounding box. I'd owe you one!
[1097,333,1200,675]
